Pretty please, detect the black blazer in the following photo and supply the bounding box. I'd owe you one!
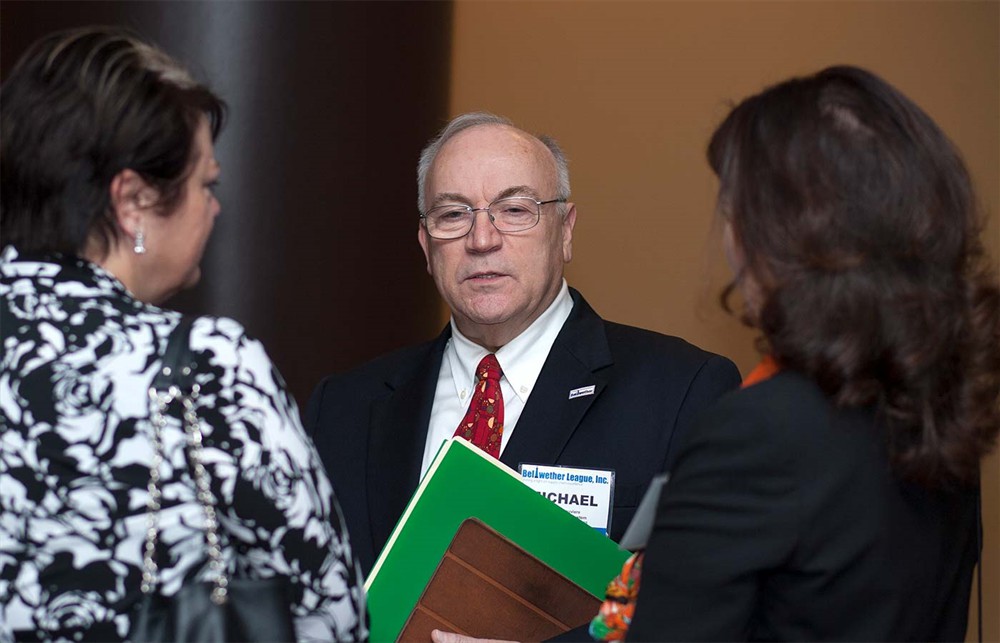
[306,289,741,575]
[628,371,979,642]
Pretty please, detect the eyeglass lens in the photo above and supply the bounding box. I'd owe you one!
[426,197,541,238]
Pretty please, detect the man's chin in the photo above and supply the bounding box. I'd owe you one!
[459,305,525,335]
[458,291,515,319]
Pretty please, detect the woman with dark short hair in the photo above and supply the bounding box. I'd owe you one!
[623,66,1000,641]
[0,27,366,641]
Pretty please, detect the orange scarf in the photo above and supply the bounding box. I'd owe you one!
[741,355,780,388]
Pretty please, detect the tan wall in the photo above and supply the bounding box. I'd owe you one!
[448,1,999,639]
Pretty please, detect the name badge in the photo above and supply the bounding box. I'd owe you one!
[517,463,615,536]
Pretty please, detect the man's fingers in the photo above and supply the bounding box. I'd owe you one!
[430,630,519,643]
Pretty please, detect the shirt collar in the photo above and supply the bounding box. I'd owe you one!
[447,280,573,404]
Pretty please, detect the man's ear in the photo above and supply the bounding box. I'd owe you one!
[109,169,157,237]
[561,203,577,264]
[417,225,433,275]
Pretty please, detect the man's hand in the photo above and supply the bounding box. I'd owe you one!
[430,629,519,643]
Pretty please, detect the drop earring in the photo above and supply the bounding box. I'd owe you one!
[133,230,146,255]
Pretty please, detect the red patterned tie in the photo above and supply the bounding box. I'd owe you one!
[454,354,504,458]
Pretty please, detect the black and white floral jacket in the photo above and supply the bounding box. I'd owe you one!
[0,246,367,642]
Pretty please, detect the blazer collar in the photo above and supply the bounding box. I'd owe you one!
[500,288,613,469]
[366,326,451,550]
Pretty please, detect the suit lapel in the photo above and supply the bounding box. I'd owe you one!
[366,328,450,551]
[500,290,613,469]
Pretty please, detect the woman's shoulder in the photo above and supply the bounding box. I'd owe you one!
[187,314,251,343]
[183,314,270,363]
[712,371,832,420]
[691,371,858,447]
[183,314,286,387]
[692,370,878,467]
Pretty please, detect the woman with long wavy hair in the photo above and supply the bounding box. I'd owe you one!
[624,66,1000,641]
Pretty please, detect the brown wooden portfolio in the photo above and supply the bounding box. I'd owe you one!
[396,518,600,642]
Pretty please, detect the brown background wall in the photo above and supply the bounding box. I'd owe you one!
[446,1,999,639]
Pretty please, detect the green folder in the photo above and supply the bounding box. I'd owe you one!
[364,437,631,642]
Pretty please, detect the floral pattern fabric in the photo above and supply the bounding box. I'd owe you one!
[589,551,643,641]
[0,247,367,642]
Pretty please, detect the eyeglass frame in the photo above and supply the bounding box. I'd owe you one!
[419,196,568,240]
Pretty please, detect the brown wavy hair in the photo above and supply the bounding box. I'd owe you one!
[708,65,1000,488]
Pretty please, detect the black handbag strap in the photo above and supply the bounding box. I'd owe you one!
[153,316,196,391]
[143,314,231,605]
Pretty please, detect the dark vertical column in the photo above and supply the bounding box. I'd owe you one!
[2,1,452,406]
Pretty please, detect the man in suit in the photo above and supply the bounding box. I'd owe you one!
[306,112,741,575]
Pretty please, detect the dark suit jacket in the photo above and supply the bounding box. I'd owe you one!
[628,371,979,642]
[306,289,741,575]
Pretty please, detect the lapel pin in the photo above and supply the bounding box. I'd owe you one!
[568,385,596,400]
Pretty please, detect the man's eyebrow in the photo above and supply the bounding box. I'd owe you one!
[431,192,471,206]
[430,186,539,207]
[495,185,538,200]
[431,185,538,207]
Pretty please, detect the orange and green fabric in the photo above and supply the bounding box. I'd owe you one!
[588,551,643,641]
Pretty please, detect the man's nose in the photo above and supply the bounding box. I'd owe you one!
[466,208,502,252]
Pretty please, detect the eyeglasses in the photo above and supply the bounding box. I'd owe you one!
[420,196,567,240]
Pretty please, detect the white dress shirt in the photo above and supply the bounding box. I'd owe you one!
[420,280,574,476]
